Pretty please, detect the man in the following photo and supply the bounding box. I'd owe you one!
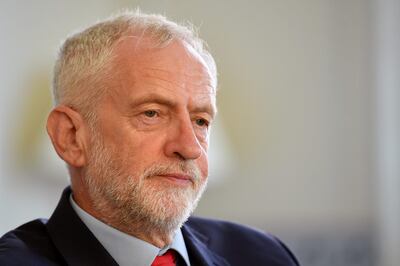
[0,11,299,266]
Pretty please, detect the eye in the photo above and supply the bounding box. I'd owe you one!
[144,110,157,117]
[195,118,209,127]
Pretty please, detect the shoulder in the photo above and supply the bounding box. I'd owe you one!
[186,216,287,247]
[185,216,300,265]
[0,219,64,266]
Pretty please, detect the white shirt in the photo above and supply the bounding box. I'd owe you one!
[70,196,191,266]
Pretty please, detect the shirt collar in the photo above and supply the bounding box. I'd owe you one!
[70,195,191,266]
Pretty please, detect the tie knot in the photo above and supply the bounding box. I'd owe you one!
[151,249,177,266]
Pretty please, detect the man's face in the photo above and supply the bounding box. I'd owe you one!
[83,38,216,232]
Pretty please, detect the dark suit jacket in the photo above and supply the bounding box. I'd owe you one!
[0,187,299,265]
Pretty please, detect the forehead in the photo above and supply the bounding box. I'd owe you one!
[117,38,213,80]
[109,37,216,100]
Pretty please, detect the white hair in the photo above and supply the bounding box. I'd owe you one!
[52,9,217,121]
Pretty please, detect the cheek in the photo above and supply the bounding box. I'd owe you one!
[198,140,209,176]
[197,155,209,178]
[119,133,167,165]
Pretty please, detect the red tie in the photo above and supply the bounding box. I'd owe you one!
[151,249,176,266]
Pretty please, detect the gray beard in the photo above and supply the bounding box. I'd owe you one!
[82,133,207,235]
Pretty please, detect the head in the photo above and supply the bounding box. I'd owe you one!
[46,10,217,244]
[52,11,217,122]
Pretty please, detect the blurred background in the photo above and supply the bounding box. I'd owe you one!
[0,1,399,265]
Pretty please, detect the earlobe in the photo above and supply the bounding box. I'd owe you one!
[46,105,88,167]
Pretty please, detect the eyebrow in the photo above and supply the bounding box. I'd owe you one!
[129,94,175,109]
[192,104,217,119]
[129,93,217,118]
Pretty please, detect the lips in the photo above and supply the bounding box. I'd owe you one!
[156,173,193,184]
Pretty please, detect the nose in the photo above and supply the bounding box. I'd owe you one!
[164,116,203,160]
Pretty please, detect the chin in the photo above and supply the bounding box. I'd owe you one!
[125,179,207,233]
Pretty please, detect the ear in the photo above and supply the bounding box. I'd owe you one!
[46,105,89,167]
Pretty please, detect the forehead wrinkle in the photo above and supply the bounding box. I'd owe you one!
[184,72,214,89]
[139,72,185,92]
[140,65,214,91]
[111,39,217,110]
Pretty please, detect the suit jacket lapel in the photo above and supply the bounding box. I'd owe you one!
[182,223,229,266]
[46,187,118,266]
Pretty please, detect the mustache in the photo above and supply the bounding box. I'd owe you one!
[142,161,201,182]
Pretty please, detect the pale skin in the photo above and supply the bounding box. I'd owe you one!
[46,37,216,248]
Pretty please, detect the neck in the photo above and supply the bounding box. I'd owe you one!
[110,220,175,248]
[71,187,176,248]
